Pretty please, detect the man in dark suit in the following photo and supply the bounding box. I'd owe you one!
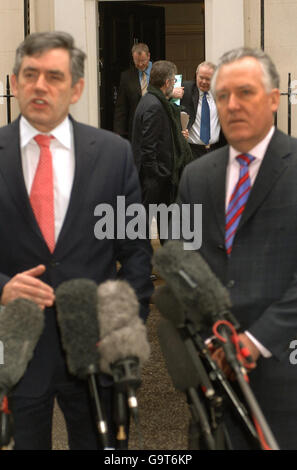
[176,47,297,449]
[113,43,152,141]
[114,43,184,142]
[1,31,153,450]
[181,61,226,159]
[132,60,192,243]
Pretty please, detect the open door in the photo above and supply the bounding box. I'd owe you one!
[98,1,165,131]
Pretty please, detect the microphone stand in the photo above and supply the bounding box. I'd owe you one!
[184,321,259,442]
[86,365,109,449]
[0,396,14,450]
[217,325,280,450]
[114,391,128,449]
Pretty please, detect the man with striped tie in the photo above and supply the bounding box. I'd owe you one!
[176,47,297,449]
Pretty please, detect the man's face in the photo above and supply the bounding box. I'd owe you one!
[11,48,84,133]
[215,57,280,152]
[196,65,214,92]
[132,51,150,72]
[163,76,175,99]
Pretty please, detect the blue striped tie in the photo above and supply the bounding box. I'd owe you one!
[225,154,255,255]
[200,92,210,145]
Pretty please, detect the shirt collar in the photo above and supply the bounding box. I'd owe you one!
[138,61,152,79]
[20,115,72,149]
[198,89,213,100]
[229,126,275,163]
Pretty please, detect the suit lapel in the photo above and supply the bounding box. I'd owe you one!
[208,147,229,239]
[55,117,98,249]
[238,129,290,230]
[192,84,199,113]
[0,118,42,237]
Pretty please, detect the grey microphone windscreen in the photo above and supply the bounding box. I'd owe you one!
[55,278,100,378]
[157,318,200,391]
[153,240,232,330]
[97,280,150,375]
[97,280,140,336]
[0,298,44,398]
[99,323,150,375]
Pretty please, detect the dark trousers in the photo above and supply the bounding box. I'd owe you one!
[189,142,222,160]
[10,365,121,450]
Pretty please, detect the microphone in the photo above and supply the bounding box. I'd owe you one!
[97,280,150,429]
[154,284,258,441]
[154,285,215,398]
[153,240,235,332]
[55,278,109,449]
[157,317,215,450]
[0,298,44,400]
[154,241,279,450]
[0,298,44,449]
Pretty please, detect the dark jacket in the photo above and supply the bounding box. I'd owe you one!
[131,92,174,206]
[0,115,153,397]
[113,67,142,141]
[177,129,297,448]
[181,80,226,147]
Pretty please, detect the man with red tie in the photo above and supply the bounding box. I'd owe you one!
[0,31,152,449]
[176,48,297,449]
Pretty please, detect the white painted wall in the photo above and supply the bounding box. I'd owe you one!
[0,0,24,126]
[205,0,244,64]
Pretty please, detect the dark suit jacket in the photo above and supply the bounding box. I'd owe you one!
[177,129,297,448]
[181,80,226,147]
[131,92,174,206]
[0,115,153,398]
[113,68,142,141]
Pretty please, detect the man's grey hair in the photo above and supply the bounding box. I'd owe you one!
[211,47,280,96]
[131,43,150,56]
[149,60,177,89]
[196,61,216,74]
[13,31,86,85]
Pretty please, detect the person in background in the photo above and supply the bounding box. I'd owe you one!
[132,60,192,244]
[181,61,226,159]
[114,42,184,141]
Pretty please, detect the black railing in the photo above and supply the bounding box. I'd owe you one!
[274,72,297,136]
[1,75,14,124]
[1,73,297,134]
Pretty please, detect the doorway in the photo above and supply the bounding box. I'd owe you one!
[98,1,205,131]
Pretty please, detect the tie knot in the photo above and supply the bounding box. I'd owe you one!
[34,134,53,148]
[236,153,255,167]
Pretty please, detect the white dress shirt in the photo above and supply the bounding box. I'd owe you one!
[20,115,75,243]
[188,90,221,145]
[226,125,276,358]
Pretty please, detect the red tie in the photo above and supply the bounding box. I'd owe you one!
[30,134,55,253]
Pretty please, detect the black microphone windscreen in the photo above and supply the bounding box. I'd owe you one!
[154,285,184,326]
[153,240,232,330]
[157,318,200,391]
[55,278,100,378]
[0,299,44,397]
[97,280,150,375]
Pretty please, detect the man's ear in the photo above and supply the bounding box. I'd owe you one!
[270,88,280,113]
[71,78,85,104]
